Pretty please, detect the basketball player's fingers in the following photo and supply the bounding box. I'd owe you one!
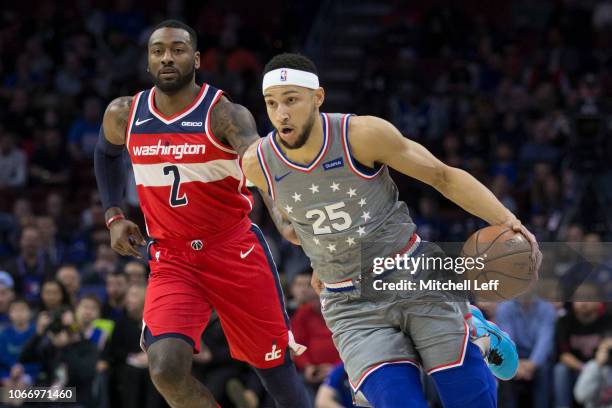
[519,225,539,261]
[534,249,543,277]
[131,226,147,246]
[116,236,140,257]
[114,243,131,257]
[111,241,127,256]
[123,243,143,259]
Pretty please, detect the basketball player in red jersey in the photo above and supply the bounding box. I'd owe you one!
[94,20,310,408]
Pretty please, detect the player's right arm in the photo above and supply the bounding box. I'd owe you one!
[348,115,541,270]
[94,96,146,258]
[243,143,300,245]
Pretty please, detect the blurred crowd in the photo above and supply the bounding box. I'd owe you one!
[0,0,611,407]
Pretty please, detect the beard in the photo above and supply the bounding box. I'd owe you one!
[151,64,195,94]
[278,108,317,150]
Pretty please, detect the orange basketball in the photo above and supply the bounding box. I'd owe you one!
[460,225,534,301]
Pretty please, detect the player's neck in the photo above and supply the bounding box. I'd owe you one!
[153,83,201,117]
[280,114,324,164]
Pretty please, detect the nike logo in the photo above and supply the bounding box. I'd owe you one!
[274,172,291,182]
[135,117,154,126]
[240,245,255,259]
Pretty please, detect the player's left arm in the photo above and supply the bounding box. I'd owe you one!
[211,97,300,244]
[349,115,541,265]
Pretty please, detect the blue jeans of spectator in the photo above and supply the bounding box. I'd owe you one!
[499,363,551,408]
[554,363,579,408]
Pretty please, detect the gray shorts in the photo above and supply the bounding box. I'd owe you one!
[320,242,472,390]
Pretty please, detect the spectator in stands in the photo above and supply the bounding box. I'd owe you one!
[0,299,38,384]
[45,192,74,243]
[413,195,447,242]
[291,295,341,397]
[574,334,612,408]
[20,307,98,407]
[39,279,71,313]
[555,284,611,408]
[287,268,317,316]
[124,261,147,286]
[496,292,557,408]
[3,226,55,303]
[68,96,103,160]
[76,294,107,351]
[315,363,353,408]
[56,264,81,306]
[82,244,119,285]
[102,271,128,321]
[0,130,27,189]
[102,285,164,408]
[28,128,71,186]
[37,215,65,266]
[0,272,15,330]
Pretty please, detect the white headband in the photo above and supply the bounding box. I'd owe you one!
[262,68,319,94]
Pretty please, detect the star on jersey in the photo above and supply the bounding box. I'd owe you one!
[309,184,319,194]
[346,237,356,246]
[347,188,357,197]
[285,205,293,214]
[330,182,340,192]
[361,211,371,222]
[326,243,337,253]
[358,198,367,207]
[357,227,366,237]
[292,192,302,202]
[313,237,320,245]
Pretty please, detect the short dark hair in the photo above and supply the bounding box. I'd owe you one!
[152,19,198,49]
[78,294,101,310]
[263,53,318,76]
[9,297,30,309]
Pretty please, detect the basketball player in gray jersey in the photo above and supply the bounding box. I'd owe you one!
[243,53,542,408]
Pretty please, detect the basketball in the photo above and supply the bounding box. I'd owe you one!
[460,225,534,301]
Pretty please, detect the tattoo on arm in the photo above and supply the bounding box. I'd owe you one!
[210,98,260,157]
[114,97,132,131]
[104,96,133,145]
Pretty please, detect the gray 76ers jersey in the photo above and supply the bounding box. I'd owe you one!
[257,113,417,283]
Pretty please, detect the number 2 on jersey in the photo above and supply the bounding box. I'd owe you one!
[163,165,188,207]
[305,202,352,234]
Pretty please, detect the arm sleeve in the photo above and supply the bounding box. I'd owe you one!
[529,303,556,366]
[94,126,126,210]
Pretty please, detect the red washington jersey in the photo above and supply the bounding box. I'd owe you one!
[125,84,253,240]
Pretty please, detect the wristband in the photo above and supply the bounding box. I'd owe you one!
[106,214,125,229]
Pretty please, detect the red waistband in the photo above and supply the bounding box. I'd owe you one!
[152,217,252,251]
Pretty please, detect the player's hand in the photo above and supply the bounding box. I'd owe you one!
[110,219,146,258]
[311,271,324,295]
[281,224,301,245]
[503,218,542,279]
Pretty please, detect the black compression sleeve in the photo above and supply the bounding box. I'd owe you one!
[94,127,126,211]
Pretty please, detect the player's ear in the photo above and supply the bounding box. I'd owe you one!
[194,51,200,70]
[314,87,325,108]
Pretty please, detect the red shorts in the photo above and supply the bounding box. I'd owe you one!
[142,219,293,369]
